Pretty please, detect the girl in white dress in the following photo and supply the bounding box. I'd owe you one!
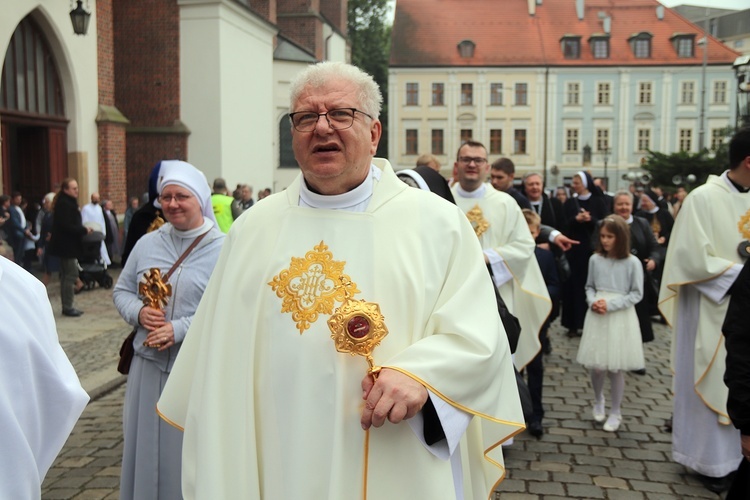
[576,215,644,432]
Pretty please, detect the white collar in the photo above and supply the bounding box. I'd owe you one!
[577,192,592,201]
[455,183,487,199]
[624,214,634,224]
[299,165,381,212]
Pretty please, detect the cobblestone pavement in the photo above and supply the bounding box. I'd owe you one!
[39,271,729,498]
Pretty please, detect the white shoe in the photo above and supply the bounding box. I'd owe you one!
[593,401,606,423]
[603,413,622,432]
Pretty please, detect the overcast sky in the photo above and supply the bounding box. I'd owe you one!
[658,0,747,9]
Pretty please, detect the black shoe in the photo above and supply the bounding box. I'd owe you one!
[630,368,646,375]
[542,340,552,355]
[697,472,736,494]
[528,420,544,438]
[62,308,84,317]
[566,329,581,338]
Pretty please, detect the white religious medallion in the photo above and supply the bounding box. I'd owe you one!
[737,209,750,258]
[466,204,490,238]
[268,241,359,334]
[328,277,389,379]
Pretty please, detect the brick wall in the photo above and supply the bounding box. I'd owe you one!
[125,133,187,202]
[97,0,127,213]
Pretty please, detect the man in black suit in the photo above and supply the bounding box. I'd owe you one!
[522,173,566,233]
[48,179,91,317]
[490,158,532,210]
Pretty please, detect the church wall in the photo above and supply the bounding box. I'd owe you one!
[1,1,100,203]
[179,0,276,191]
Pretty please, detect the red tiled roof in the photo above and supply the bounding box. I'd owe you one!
[390,0,740,67]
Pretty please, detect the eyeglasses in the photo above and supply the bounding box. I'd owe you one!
[289,108,373,132]
[158,193,193,204]
[458,156,488,165]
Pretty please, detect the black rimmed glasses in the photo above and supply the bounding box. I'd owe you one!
[289,108,373,132]
[458,156,488,166]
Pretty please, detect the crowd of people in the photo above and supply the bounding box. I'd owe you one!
[3,60,750,499]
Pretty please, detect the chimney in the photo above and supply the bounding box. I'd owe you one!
[528,0,536,16]
[603,16,611,33]
[656,5,665,20]
[576,0,585,21]
[537,0,542,4]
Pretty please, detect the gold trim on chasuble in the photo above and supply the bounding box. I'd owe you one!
[268,241,360,334]
[466,204,490,237]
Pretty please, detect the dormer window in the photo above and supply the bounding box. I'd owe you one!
[670,33,696,57]
[457,40,475,59]
[561,35,581,59]
[629,32,653,58]
[589,34,610,59]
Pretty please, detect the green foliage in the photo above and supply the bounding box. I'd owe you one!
[348,0,391,157]
[642,127,733,192]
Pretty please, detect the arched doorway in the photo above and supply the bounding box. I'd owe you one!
[1,16,67,204]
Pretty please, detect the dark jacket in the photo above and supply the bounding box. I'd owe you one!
[48,193,87,258]
[724,258,750,435]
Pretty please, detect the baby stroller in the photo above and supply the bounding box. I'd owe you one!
[79,223,113,290]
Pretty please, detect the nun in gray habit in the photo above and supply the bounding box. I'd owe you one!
[113,160,225,499]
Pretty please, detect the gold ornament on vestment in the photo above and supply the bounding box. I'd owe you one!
[268,241,359,334]
[466,204,490,238]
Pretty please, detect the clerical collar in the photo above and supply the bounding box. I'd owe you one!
[454,183,486,199]
[299,165,381,211]
[577,192,592,201]
[725,170,750,193]
[624,214,634,224]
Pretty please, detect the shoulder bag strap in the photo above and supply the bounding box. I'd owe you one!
[163,231,209,282]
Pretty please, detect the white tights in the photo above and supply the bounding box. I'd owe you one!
[591,368,625,415]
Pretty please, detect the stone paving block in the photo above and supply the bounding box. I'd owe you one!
[591,445,624,459]
[42,489,79,499]
[529,461,571,472]
[528,481,566,495]
[607,490,647,500]
[509,469,550,482]
[566,483,606,498]
[575,454,613,466]
[672,483,723,498]
[629,479,675,493]
[524,441,562,453]
[85,477,120,489]
[58,457,95,468]
[574,464,609,475]
[494,478,526,492]
[622,448,669,461]
[645,470,687,484]
[559,443,593,455]
[611,458,646,470]
[551,471,594,484]
[546,427,584,438]
[71,490,112,500]
[491,493,539,500]
[46,476,93,489]
[609,467,647,480]
[95,466,121,476]
[593,475,629,489]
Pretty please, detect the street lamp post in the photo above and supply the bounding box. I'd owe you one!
[603,146,610,185]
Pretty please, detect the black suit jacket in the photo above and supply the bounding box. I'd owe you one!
[49,193,87,258]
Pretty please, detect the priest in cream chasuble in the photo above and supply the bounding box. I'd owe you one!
[660,165,750,478]
[450,143,551,371]
[158,160,524,499]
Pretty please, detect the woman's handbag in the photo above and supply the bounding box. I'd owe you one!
[115,231,209,375]
[117,327,138,375]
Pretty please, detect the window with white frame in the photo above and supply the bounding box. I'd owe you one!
[406,129,418,154]
[490,129,503,154]
[514,129,527,154]
[432,83,444,106]
[490,83,503,106]
[591,37,609,59]
[596,129,610,151]
[515,83,528,106]
[713,81,727,104]
[639,82,653,104]
[637,129,651,152]
[460,129,473,144]
[566,129,579,152]
[710,129,723,150]
[630,33,652,58]
[406,83,418,106]
[673,36,694,57]
[461,83,473,105]
[431,129,444,155]
[567,82,580,105]
[597,83,610,105]
[681,82,695,104]
[679,129,692,151]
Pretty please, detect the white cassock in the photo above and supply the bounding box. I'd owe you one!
[0,258,89,499]
[452,184,552,370]
[158,159,524,500]
[80,202,111,266]
[659,172,747,477]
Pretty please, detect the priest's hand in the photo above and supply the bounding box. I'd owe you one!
[361,368,428,430]
[553,232,579,252]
